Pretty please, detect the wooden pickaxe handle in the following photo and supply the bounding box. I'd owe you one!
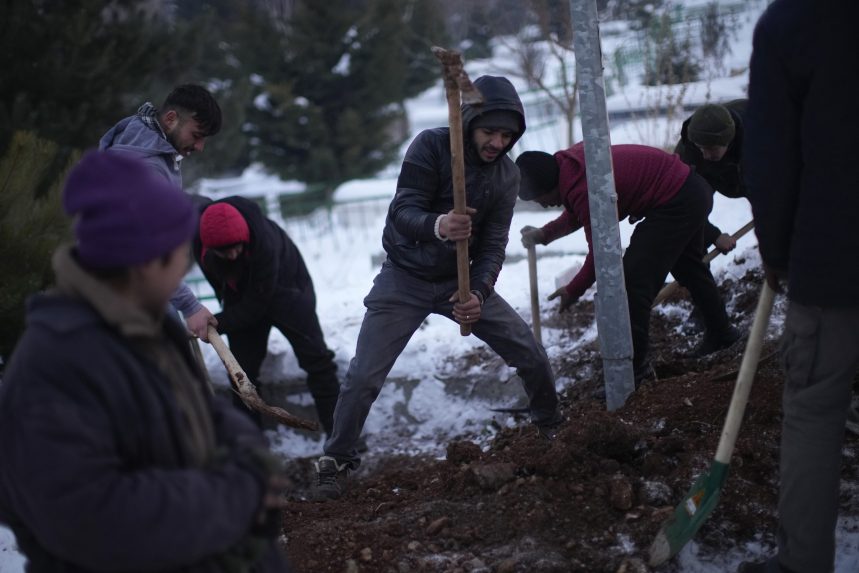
[527,244,542,344]
[207,326,320,431]
[653,220,755,307]
[432,46,484,337]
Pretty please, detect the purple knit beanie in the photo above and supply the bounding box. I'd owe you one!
[62,151,197,269]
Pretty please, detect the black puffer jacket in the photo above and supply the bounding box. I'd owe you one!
[381,76,526,300]
[193,196,312,334]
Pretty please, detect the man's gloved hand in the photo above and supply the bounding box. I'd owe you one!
[714,233,737,254]
[547,286,576,313]
[520,225,546,248]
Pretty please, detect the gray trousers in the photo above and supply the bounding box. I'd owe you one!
[324,262,560,469]
[777,302,859,573]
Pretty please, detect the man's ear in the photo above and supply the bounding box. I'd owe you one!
[161,109,179,130]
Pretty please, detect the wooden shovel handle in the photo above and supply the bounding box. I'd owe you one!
[713,282,775,464]
[207,326,320,431]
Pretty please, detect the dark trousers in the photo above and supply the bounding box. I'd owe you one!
[623,172,733,370]
[324,262,560,469]
[227,283,340,431]
[777,303,859,573]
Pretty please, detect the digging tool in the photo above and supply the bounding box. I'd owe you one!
[431,46,484,336]
[653,220,755,307]
[207,326,319,431]
[648,282,775,566]
[527,243,543,344]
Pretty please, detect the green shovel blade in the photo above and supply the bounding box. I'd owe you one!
[649,460,730,566]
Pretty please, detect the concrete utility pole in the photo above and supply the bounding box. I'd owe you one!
[570,0,635,410]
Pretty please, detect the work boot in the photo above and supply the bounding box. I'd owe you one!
[535,420,563,441]
[689,326,741,358]
[314,456,349,501]
[633,361,656,388]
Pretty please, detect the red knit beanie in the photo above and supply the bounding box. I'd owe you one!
[199,202,250,248]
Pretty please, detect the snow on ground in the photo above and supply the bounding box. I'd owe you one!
[225,191,756,464]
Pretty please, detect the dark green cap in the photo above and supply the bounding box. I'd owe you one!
[688,104,735,147]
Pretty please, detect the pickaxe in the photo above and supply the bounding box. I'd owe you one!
[431,46,484,336]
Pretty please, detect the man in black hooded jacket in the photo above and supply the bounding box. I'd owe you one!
[193,196,340,432]
[314,75,561,499]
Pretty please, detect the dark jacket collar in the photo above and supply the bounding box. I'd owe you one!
[51,245,164,339]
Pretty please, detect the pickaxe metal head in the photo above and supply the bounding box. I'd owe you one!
[431,46,484,105]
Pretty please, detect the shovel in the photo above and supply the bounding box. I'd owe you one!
[648,281,775,566]
[527,243,543,344]
[207,326,320,431]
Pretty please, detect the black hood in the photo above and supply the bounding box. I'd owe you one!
[461,76,526,163]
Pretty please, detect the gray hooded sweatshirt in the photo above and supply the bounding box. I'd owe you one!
[99,112,201,316]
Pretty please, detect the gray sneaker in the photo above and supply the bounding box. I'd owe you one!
[315,456,349,500]
[846,397,859,436]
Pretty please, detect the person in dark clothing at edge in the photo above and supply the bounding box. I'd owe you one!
[675,99,748,254]
[738,1,859,572]
[99,84,221,342]
[314,75,562,500]
[0,152,291,572]
[517,144,740,385]
[193,196,341,433]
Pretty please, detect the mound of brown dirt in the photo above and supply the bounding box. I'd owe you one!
[279,268,857,572]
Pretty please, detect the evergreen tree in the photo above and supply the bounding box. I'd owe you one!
[0,0,199,153]
[463,5,493,59]
[402,0,450,99]
[0,132,76,360]
[248,0,445,188]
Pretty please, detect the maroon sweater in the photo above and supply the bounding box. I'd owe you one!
[541,143,690,299]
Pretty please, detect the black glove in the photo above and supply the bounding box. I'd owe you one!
[520,225,546,248]
[547,286,577,313]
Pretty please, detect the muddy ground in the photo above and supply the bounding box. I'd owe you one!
[277,267,859,572]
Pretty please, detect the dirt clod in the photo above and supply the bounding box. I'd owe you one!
[609,476,634,510]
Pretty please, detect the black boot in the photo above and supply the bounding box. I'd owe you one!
[689,326,741,358]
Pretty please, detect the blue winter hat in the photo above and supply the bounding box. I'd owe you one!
[63,151,197,269]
